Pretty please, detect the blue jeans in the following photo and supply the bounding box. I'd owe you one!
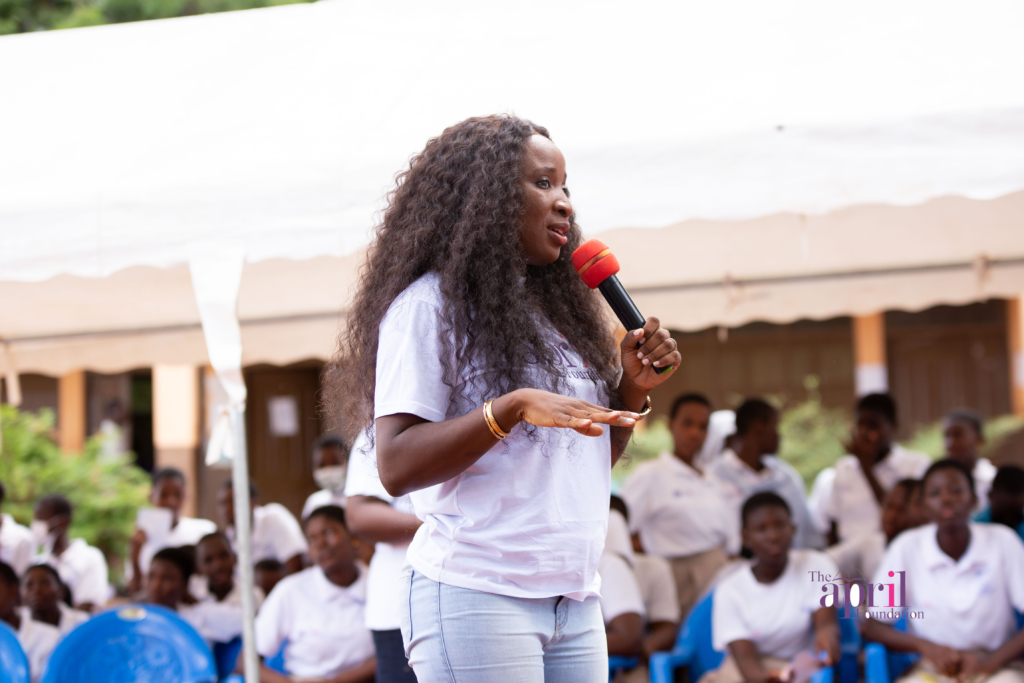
[399,567,607,683]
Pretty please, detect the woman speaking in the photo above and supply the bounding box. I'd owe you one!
[328,114,681,682]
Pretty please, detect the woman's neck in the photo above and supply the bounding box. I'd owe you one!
[936,523,971,562]
[210,580,234,602]
[323,562,358,589]
[751,554,788,584]
[32,605,61,627]
[52,533,70,557]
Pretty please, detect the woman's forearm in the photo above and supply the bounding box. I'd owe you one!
[329,657,376,683]
[346,496,421,544]
[984,628,1024,672]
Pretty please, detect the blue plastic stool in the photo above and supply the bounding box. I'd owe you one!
[608,655,640,682]
[212,637,242,680]
[40,604,217,683]
[837,617,861,683]
[0,620,30,683]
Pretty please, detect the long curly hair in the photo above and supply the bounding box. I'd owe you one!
[325,114,619,440]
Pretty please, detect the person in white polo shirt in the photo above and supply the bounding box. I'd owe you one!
[709,398,822,550]
[217,480,306,575]
[599,507,647,683]
[942,408,997,511]
[344,430,420,683]
[702,492,840,683]
[255,505,376,683]
[861,459,1024,683]
[31,494,110,611]
[0,561,60,683]
[301,435,350,520]
[0,480,33,577]
[621,393,739,617]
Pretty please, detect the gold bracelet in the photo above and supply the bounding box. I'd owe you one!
[483,399,509,440]
[637,396,653,418]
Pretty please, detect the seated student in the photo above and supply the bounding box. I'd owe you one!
[709,399,822,550]
[253,558,286,598]
[599,506,647,682]
[255,505,375,683]
[194,532,264,610]
[21,563,90,635]
[702,492,840,683]
[127,468,217,594]
[143,546,244,646]
[302,435,350,519]
[621,393,739,616]
[862,459,1024,683]
[0,481,34,576]
[943,408,996,511]
[344,429,420,683]
[807,467,837,543]
[31,494,111,612]
[975,465,1024,542]
[827,478,925,581]
[0,561,60,683]
[217,481,306,575]
[826,394,930,544]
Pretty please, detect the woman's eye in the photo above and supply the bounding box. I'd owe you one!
[563,186,571,198]
[536,179,550,188]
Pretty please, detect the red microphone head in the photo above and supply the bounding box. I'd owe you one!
[572,239,620,289]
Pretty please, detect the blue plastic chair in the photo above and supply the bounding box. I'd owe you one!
[608,655,640,681]
[264,640,287,674]
[212,637,242,681]
[0,620,30,683]
[864,617,919,683]
[40,604,218,683]
[837,616,861,683]
[650,591,838,683]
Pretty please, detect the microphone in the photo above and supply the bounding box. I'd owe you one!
[572,239,673,374]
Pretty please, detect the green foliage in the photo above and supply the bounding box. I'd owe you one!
[0,0,314,35]
[0,405,150,580]
[612,416,672,490]
[777,398,850,488]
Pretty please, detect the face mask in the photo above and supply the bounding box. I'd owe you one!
[314,465,348,492]
[31,520,57,551]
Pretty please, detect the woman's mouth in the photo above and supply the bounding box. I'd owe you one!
[548,223,569,246]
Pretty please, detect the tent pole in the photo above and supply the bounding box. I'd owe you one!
[230,404,260,683]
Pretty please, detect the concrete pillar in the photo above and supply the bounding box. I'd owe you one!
[58,371,86,452]
[153,365,200,518]
[1009,297,1024,416]
[853,313,888,396]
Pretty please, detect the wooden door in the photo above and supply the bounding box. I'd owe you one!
[244,363,323,519]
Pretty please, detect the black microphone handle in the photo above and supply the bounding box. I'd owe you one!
[597,275,673,375]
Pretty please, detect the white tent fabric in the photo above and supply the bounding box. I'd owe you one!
[3,0,1024,283]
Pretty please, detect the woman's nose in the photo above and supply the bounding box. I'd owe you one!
[554,192,573,218]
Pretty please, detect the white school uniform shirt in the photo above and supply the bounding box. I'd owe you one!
[634,553,681,624]
[598,510,646,623]
[826,530,885,582]
[869,523,1024,651]
[826,445,930,543]
[255,564,375,679]
[228,503,307,565]
[807,468,836,536]
[301,489,346,520]
[35,538,111,607]
[199,581,265,611]
[56,603,90,635]
[375,273,611,601]
[713,549,839,659]
[130,516,218,580]
[343,430,416,631]
[16,609,61,683]
[621,452,740,559]
[1,514,34,576]
[973,458,997,512]
[709,450,822,550]
[179,599,250,645]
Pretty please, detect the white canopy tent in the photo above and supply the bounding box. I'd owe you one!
[2,0,1024,678]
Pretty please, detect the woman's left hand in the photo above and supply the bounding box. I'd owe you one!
[619,316,680,395]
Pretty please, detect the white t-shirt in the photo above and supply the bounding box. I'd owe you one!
[826,530,885,582]
[598,552,645,623]
[343,430,416,631]
[1,513,34,576]
[710,450,822,550]
[827,445,930,542]
[375,273,611,601]
[301,489,347,520]
[634,553,680,624]
[229,503,307,565]
[131,515,218,580]
[621,452,740,558]
[35,538,111,607]
[973,458,997,512]
[180,598,250,645]
[713,549,839,659]
[869,523,1024,651]
[255,565,375,679]
[16,609,61,683]
[807,467,836,536]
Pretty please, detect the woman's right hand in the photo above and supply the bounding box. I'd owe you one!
[129,528,147,563]
[494,388,639,437]
[920,641,961,676]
